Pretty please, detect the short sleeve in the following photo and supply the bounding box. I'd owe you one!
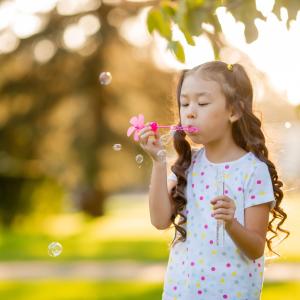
[244,162,276,209]
[167,170,177,182]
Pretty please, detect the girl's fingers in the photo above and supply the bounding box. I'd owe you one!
[212,200,229,210]
[214,214,232,221]
[210,196,224,205]
[211,197,235,209]
[139,131,155,141]
[138,127,151,137]
[212,208,229,215]
[211,195,230,203]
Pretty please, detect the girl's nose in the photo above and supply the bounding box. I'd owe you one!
[187,112,196,119]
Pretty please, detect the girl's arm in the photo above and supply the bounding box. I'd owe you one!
[225,203,270,260]
[148,160,176,229]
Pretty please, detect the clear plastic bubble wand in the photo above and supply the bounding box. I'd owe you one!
[216,168,225,246]
[127,114,199,141]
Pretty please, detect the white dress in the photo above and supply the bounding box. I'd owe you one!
[162,147,276,300]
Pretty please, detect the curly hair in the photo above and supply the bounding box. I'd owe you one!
[168,61,289,258]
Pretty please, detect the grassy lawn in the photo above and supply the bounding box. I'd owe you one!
[0,280,299,300]
[0,192,299,299]
[0,193,173,262]
[0,192,299,263]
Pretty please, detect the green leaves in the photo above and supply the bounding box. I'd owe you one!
[273,0,300,28]
[147,6,172,40]
[146,0,300,63]
[167,40,185,62]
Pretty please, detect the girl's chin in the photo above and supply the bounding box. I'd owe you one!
[187,134,203,143]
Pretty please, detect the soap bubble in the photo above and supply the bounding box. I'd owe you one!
[136,154,144,168]
[157,149,167,162]
[48,242,63,257]
[160,133,173,146]
[112,144,122,151]
[99,72,112,85]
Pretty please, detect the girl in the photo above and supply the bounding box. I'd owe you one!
[138,61,289,300]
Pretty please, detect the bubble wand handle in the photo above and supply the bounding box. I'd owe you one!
[216,180,225,247]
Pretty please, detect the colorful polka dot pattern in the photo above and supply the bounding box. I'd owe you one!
[163,147,275,299]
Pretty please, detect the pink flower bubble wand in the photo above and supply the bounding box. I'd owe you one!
[127,114,199,141]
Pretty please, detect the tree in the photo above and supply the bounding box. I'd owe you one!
[146,0,300,62]
[0,1,172,225]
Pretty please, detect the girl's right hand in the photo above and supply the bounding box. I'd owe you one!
[138,122,165,162]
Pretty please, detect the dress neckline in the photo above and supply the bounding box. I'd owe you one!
[202,147,251,166]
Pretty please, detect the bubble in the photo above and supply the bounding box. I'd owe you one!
[48,242,63,257]
[135,154,144,168]
[159,133,173,146]
[157,149,167,162]
[112,144,122,151]
[99,72,112,85]
[135,154,144,166]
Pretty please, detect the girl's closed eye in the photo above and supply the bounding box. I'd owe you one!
[180,103,209,107]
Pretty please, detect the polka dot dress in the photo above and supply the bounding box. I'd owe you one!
[163,147,276,300]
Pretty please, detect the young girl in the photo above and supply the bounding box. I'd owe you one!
[138,61,289,300]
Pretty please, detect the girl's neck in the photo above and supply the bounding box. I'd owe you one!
[203,139,247,164]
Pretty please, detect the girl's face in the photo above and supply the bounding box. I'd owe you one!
[179,72,233,145]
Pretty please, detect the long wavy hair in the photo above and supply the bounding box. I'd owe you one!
[168,61,289,258]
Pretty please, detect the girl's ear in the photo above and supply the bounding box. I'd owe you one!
[229,101,244,123]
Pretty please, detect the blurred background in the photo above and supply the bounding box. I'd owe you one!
[0,0,299,299]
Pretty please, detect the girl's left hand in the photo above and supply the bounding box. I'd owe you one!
[210,196,236,228]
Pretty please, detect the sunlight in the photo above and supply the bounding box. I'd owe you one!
[118,1,300,105]
[0,30,19,54]
[78,14,101,36]
[14,0,57,14]
[63,24,87,50]
[56,0,101,16]
[0,0,299,105]
[12,12,46,39]
[33,39,57,64]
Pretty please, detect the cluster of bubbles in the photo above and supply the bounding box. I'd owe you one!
[48,241,63,257]
[112,132,172,167]
[46,72,111,259]
[102,70,174,167]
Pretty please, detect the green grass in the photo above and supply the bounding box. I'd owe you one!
[262,281,300,299]
[0,231,170,262]
[0,192,298,263]
[0,193,299,299]
[0,280,163,300]
[0,281,299,300]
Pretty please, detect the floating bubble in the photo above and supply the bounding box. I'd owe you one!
[112,144,122,151]
[99,72,112,85]
[159,133,173,146]
[135,154,144,167]
[48,242,63,257]
[157,149,167,162]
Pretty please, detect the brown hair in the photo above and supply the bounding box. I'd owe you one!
[168,61,289,258]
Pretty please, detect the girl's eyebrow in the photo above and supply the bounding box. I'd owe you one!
[181,92,212,98]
